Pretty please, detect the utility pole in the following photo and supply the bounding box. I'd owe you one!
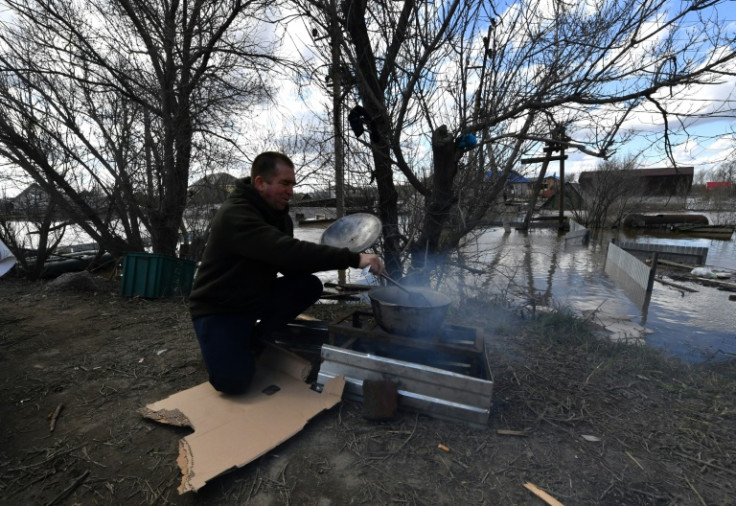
[330,0,345,220]
[558,146,566,229]
[553,126,569,230]
[329,1,346,285]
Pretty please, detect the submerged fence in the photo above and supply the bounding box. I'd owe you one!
[614,240,708,265]
[565,219,590,245]
[606,241,656,294]
[604,240,660,308]
[604,238,710,308]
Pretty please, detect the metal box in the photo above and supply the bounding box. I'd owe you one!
[318,316,493,426]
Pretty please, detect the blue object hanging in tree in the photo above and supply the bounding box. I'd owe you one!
[456,133,477,149]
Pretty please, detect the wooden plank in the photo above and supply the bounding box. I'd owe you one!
[521,155,568,164]
[668,274,736,291]
[523,482,564,506]
[324,282,373,291]
[319,293,361,301]
[648,258,698,270]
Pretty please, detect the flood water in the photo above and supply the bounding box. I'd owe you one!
[297,223,736,364]
[469,226,736,363]
[12,216,734,363]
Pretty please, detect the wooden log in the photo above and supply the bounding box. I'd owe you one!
[668,273,736,292]
[324,282,372,291]
[319,293,361,301]
[655,278,698,293]
[646,258,698,270]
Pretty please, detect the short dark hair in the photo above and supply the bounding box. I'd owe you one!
[251,152,294,181]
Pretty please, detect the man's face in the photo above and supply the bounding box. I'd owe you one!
[254,161,296,211]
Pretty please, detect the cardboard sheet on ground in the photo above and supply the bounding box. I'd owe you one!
[139,346,345,494]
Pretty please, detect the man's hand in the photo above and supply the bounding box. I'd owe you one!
[359,253,387,276]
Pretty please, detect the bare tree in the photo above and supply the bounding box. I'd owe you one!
[700,159,736,216]
[293,0,736,280]
[711,160,736,186]
[0,0,285,259]
[574,157,644,229]
[0,185,66,279]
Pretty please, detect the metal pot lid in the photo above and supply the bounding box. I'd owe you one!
[320,213,382,253]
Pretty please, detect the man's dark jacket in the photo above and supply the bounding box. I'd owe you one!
[189,178,360,318]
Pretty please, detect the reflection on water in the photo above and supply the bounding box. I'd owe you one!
[467,226,736,363]
[296,223,736,363]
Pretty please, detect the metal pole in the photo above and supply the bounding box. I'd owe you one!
[330,2,346,285]
[559,146,565,230]
[647,252,658,293]
[331,1,345,220]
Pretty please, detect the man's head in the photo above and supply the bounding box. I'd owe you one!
[251,152,296,211]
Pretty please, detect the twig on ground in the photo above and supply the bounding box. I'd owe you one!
[496,429,526,436]
[9,444,85,473]
[45,470,89,506]
[49,403,63,432]
[380,413,418,461]
[584,362,603,385]
[673,451,736,477]
[683,475,707,506]
[523,482,564,506]
[625,451,644,470]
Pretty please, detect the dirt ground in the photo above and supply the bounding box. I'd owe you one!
[1,274,735,505]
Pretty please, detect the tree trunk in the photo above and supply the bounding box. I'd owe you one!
[411,125,459,273]
[343,0,402,276]
[368,112,402,277]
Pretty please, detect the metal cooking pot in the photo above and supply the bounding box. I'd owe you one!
[368,286,451,337]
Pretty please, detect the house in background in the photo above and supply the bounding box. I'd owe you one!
[506,171,532,201]
[537,174,560,198]
[539,181,584,211]
[485,170,531,202]
[578,167,694,197]
[706,181,732,191]
[6,183,51,217]
[187,172,239,208]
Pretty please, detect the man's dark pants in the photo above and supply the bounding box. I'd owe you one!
[192,274,323,395]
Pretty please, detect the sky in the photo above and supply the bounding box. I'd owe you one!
[1,0,735,199]
[562,75,736,180]
[252,0,736,184]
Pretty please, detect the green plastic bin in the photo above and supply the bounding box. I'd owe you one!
[121,252,196,298]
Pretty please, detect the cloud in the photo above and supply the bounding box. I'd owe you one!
[243,1,736,180]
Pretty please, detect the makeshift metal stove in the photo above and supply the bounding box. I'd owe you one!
[316,310,493,426]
